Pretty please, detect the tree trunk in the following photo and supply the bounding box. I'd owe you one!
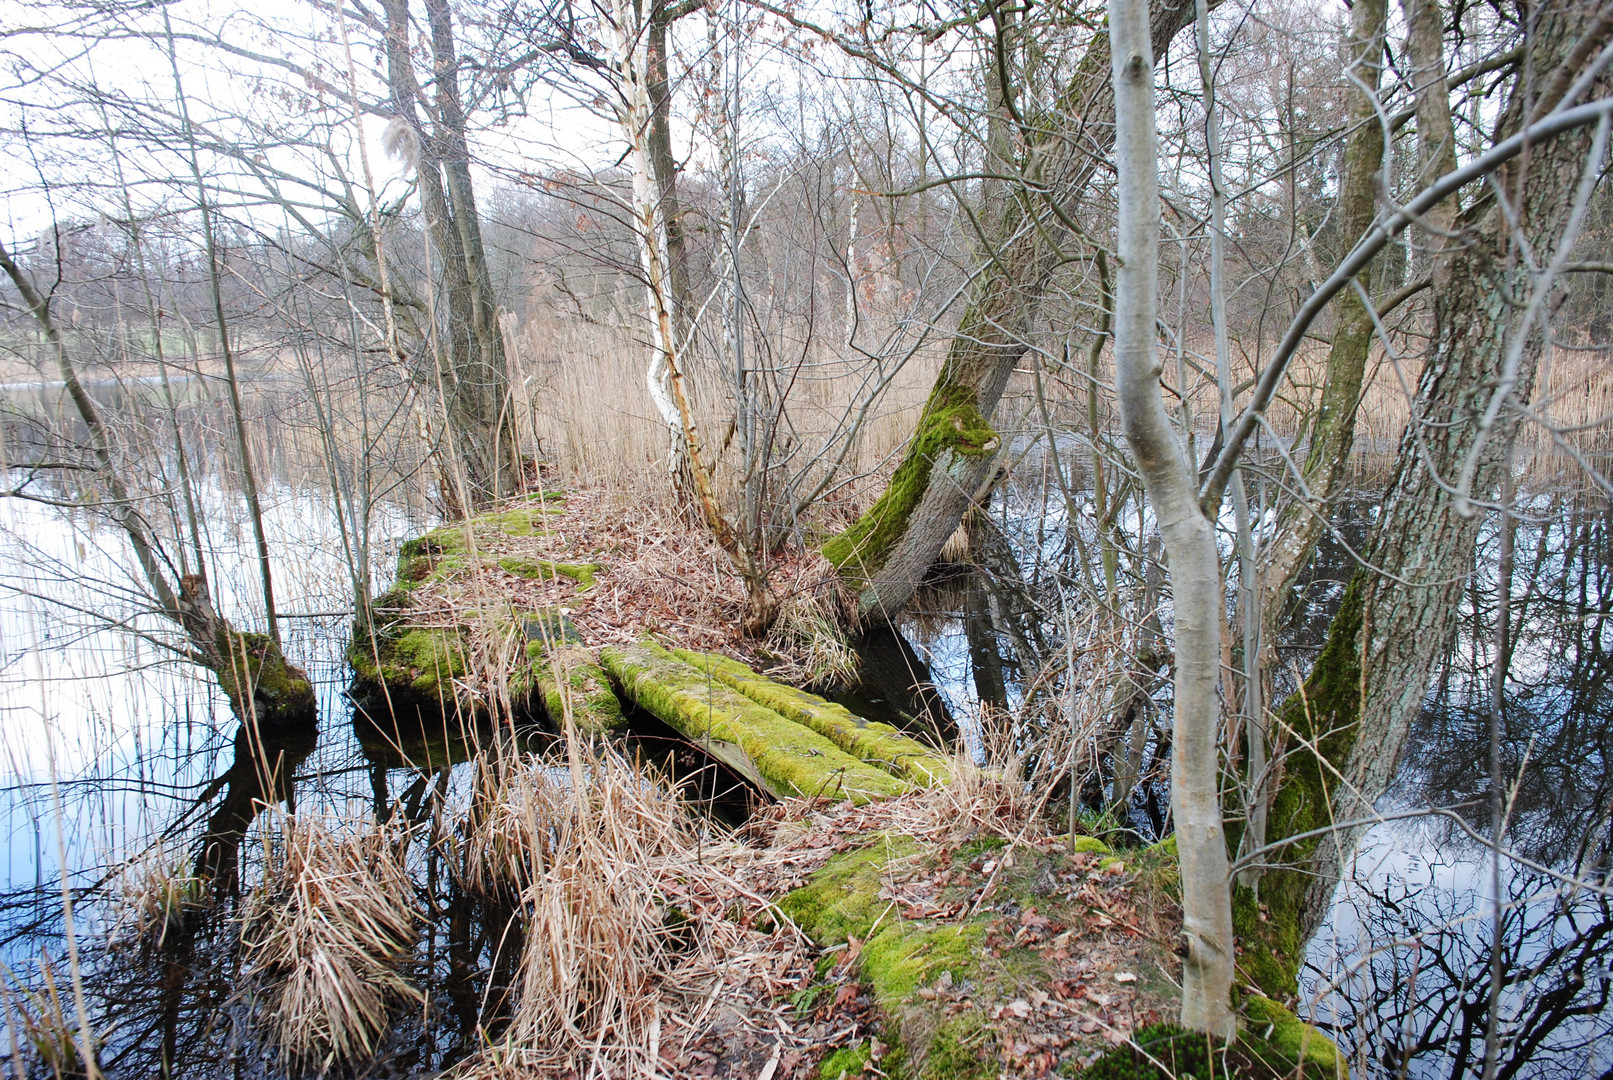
[383,0,521,511]
[821,0,1201,621]
[1109,0,1235,1036]
[1235,0,1613,999]
[0,240,315,728]
[1255,0,1387,658]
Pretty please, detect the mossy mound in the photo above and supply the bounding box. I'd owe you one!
[348,620,472,712]
[1070,1017,1344,1080]
[601,641,911,804]
[783,835,1174,1080]
[672,649,952,787]
[213,629,317,727]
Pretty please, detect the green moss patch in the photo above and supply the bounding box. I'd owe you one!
[820,381,1000,584]
[535,645,625,735]
[602,642,910,804]
[1070,1018,1343,1080]
[673,649,952,786]
[498,556,602,590]
[212,629,316,727]
[1231,578,1365,999]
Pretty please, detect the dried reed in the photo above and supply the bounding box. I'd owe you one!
[110,842,205,953]
[238,814,419,1071]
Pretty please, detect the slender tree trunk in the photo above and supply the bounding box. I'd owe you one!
[1254,0,1387,657]
[0,240,315,727]
[1109,0,1235,1036]
[821,0,1201,622]
[382,0,519,511]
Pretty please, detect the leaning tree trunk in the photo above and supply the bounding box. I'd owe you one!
[1110,0,1235,1036]
[821,0,1201,621]
[1253,0,1387,655]
[1234,0,1613,999]
[0,240,316,728]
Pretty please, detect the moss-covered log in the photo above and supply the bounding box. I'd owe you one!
[600,642,910,804]
[534,644,625,735]
[672,648,951,786]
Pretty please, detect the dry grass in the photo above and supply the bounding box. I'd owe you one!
[109,842,205,953]
[450,739,813,1078]
[238,814,420,1072]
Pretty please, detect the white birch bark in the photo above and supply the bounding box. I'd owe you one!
[1108,0,1235,1037]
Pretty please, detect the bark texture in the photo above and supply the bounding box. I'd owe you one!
[383,0,521,510]
[1235,0,1613,998]
[822,0,1201,620]
[1255,0,1388,653]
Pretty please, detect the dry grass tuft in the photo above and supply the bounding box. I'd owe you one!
[110,842,206,952]
[763,551,861,689]
[238,815,420,1072]
[450,740,811,1078]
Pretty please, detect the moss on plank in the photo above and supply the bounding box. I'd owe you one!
[672,648,952,786]
[602,642,911,805]
[535,645,625,735]
[820,381,1000,583]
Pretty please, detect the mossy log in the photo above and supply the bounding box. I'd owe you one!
[671,648,952,786]
[600,642,910,804]
[533,644,625,735]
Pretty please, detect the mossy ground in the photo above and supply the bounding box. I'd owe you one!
[348,497,613,722]
[780,830,1179,1078]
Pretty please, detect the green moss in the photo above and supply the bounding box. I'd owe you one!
[923,1015,996,1080]
[819,1043,872,1080]
[212,629,316,726]
[1242,996,1343,1073]
[536,645,626,735]
[778,836,922,944]
[1071,1017,1341,1080]
[673,649,952,786]
[821,381,1000,583]
[861,921,986,1008]
[601,642,911,804]
[498,556,602,589]
[1073,836,1111,855]
[492,505,562,536]
[1230,577,1365,999]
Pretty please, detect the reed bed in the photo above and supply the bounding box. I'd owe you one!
[238,814,420,1071]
